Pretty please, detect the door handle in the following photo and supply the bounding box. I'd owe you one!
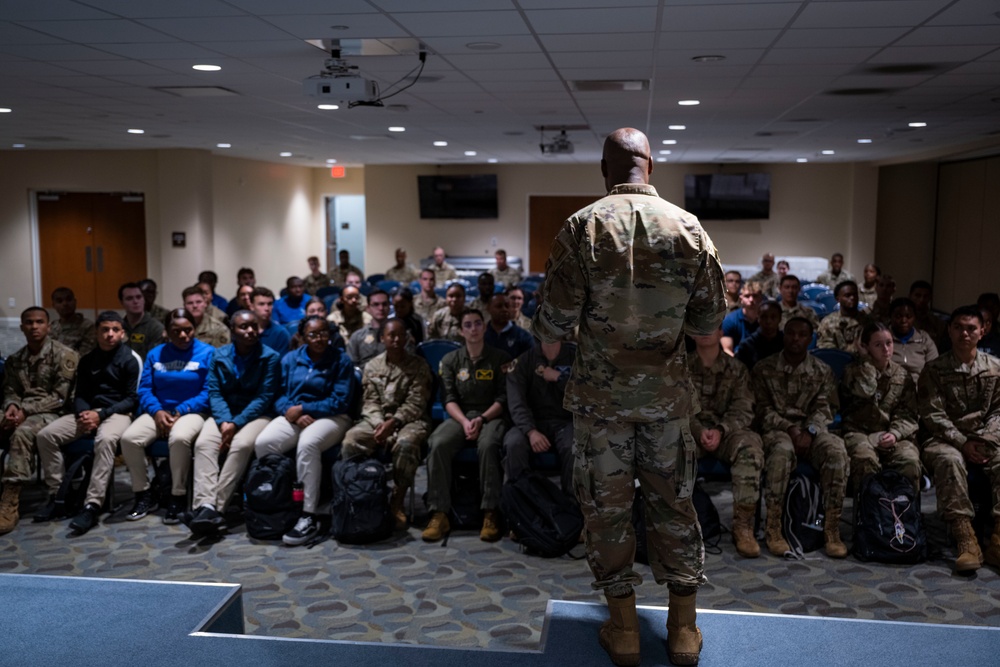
[97,246,104,273]
[85,247,92,272]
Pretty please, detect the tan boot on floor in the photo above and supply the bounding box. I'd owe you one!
[765,499,789,557]
[732,504,760,558]
[421,511,450,542]
[599,591,641,667]
[984,519,1000,568]
[952,517,983,573]
[389,484,408,530]
[480,509,501,542]
[824,507,848,559]
[666,590,703,666]
[0,483,22,535]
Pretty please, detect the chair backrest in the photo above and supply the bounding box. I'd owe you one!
[815,292,838,313]
[349,366,363,419]
[810,348,854,382]
[316,285,340,299]
[376,280,400,294]
[801,283,831,301]
[416,340,462,379]
[358,283,375,296]
[799,299,826,319]
[366,273,385,285]
[323,294,339,311]
[409,280,421,293]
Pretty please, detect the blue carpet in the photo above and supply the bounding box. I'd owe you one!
[5,573,998,666]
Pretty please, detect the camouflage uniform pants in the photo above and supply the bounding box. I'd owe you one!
[844,432,921,490]
[342,420,430,489]
[697,428,763,507]
[574,414,705,597]
[762,430,848,511]
[922,438,1000,520]
[1,413,59,484]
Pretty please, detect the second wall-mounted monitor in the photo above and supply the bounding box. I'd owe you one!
[684,173,770,220]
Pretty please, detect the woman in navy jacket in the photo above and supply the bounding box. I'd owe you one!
[254,315,357,545]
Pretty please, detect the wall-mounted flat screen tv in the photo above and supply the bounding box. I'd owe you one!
[684,173,771,220]
[418,174,498,219]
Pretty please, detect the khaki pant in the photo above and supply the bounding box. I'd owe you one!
[697,428,764,507]
[763,430,848,512]
[844,432,921,490]
[426,413,506,513]
[35,413,132,506]
[1,413,58,484]
[341,419,430,489]
[193,418,271,511]
[121,413,206,495]
[254,415,351,514]
[923,438,1000,521]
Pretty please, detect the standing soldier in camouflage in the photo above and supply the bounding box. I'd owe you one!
[816,280,870,352]
[752,317,849,559]
[918,305,1000,574]
[533,128,726,667]
[689,327,764,558]
[49,287,96,357]
[341,319,432,530]
[0,307,79,534]
[840,322,921,493]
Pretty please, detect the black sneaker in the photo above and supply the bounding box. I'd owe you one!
[126,491,158,521]
[282,514,319,546]
[69,503,100,535]
[163,495,186,525]
[33,495,62,522]
[190,506,225,535]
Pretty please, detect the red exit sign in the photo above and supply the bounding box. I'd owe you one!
[330,166,346,178]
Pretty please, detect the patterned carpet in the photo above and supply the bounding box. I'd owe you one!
[3,467,999,651]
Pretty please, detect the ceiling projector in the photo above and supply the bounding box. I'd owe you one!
[540,129,574,155]
[303,57,378,102]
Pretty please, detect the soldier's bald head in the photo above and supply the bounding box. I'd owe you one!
[602,128,652,189]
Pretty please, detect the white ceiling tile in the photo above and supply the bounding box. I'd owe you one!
[870,44,997,63]
[550,50,649,68]
[391,11,529,37]
[661,3,800,31]
[261,14,408,39]
[54,59,175,76]
[538,33,655,51]
[0,0,115,21]
[1,60,89,77]
[926,0,1000,26]
[202,40,316,58]
[792,1,950,28]
[894,25,1000,47]
[520,0,656,7]
[762,46,879,65]
[656,49,764,66]
[137,16,293,41]
[657,29,780,50]
[420,35,541,55]
[0,22,69,44]
[526,7,658,33]
[81,0,246,18]
[378,0,513,10]
[96,42,223,60]
[559,66,653,79]
[774,27,909,48]
[0,43,123,60]
[446,53,554,71]
[15,19,173,43]
[470,69,560,81]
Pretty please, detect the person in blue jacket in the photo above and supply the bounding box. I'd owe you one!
[254,315,357,546]
[272,276,308,326]
[189,310,281,535]
[120,308,214,524]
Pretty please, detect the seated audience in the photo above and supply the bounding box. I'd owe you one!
[183,285,230,348]
[689,326,764,558]
[226,267,256,316]
[724,271,742,312]
[506,286,533,331]
[490,249,522,290]
[918,306,1000,573]
[467,272,495,323]
[816,280,870,352]
[414,268,443,325]
[748,253,778,299]
[392,288,424,345]
[485,293,533,360]
[721,280,762,355]
[858,264,880,306]
[196,280,228,322]
[776,260,789,281]
[385,247,420,284]
[139,278,170,324]
[978,307,1000,358]
[0,307,78,535]
[815,252,854,289]
[867,274,896,325]
[251,287,291,356]
[198,270,230,312]
[889,297,938,382]
[273,276,308,326]
[328,249,364,285]
[289,298,330,351]
[121,308,213,525]
[35,311,140,534]
[735,301,783,371]
[430,246,458,285]
[49,287,96,356]
[752,317,848,558]
[428,284,466,342]
[328,285,371,343]
[341,318,432,530]
[909,280,948,349]
[121,282,164,361]
[303,256,331,295]
[255,316,356,546]
[347,289,394,367]
[423,309,510,543]
[777,275,819,330]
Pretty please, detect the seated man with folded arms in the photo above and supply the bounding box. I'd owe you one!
[251,287,291,357]
[918,305,1000,574]
[502,337,575,498]
[777,275,819,330]
[347,289,395,367]
[858,264,880,307]
[49,287,96,357]
[889,297,938,383]
[189,310,281,536]
[430,246,458,285]
[428,283,467,343]
[0,307,78,534]
[414,268,443,325]
[328,249,365,286]
[183,285,230,349]
[815,252,854,290]
[689,326,764,558]
[303,256,331,296]
[273,276,308,326]
[423,309,511,543]
[721,280,762,355]
[752,317,849,558]
[748,253,779,300]
[816,280,870,352]
[735,301,783,371]
[121,282,164,361]
[341,318,432,530]
[485,292,533,360]
[34,312,140,534]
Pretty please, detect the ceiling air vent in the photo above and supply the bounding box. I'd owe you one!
[568,80,648,92]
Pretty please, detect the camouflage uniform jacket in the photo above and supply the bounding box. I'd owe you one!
[328,263,365,285]
[859,284,877,308]
[490,265,523,290]
[513,312,533,332]
[428,307,464,343]
[918,350,1000,448]
[50,314,96,356]
[346,321,415,367]
[195,316,231,348]
[840,358,918,440]
[725,292,740,312]
[207,304,228,322]
[414,293,444,324]
[867,299,892,326]
[327,309,372,344]
[1,338,78,417]
[752,352,838,434]
[384,265,420,284]
[748,270,779,299]
[779,302,819,330]
[532,183,727,422]
[359,351,432,429]
[916,312,948,349]
[149,304,170,325]
[687,351,755,440]
[431,262,458,285]
[303,272,331,295]
[816,310,871,351]
[815,269,855,290]
[466,297,492,325]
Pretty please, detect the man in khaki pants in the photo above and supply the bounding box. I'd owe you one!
[35,311,141,534]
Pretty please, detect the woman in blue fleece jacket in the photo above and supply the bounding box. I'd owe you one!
[120,309,214,524]
[254,315,357,546]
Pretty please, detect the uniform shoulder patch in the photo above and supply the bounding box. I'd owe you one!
[59,353,79,380]
[457,368,470,382]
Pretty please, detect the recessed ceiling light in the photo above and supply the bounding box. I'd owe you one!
[821,150,835,155]
[127,129,144,134]
[192,64,221,72]
[908,121,927,127]
[656,157,667,163]
[326,158,337,164]
[12,143,25,148]
[466,42,501,50]
[796,158,808,163]
[857,139,872,144]
[317,104,339,110]
[433,141,448,147]
[668,125,686,130]
[692,55,726,63]
[678,100,700,106]
[464,150,477,156]
[280,151,292,157]
[388,126,405,132]
[0,107,11,113]
[659,150,672,155]
[662,139,677,145]
[216,143,231,148]
[487,158,498,163]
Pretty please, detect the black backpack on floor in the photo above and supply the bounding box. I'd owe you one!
[331,457,393,544]
[782,467,825,557]
[501,472,583,558]
[449,463,483,530]
[853,470,927,564]
[55,450,94,517]
[693,481,723,553]
[244,454,300,540]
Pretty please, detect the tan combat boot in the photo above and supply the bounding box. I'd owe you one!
[666,590,702,666]
[823,506,848,559]
[952,517,983,573]
[599,591,641,667]
[421,511,450,542]
[984,519,1000,568]
[731,504,760,558]
[0,483,22,535]
[765,500,789,557]
[480,509,501,542]
[389,484,408,530]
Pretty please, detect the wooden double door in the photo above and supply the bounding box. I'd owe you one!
[37,192,147,312]
[528,195,600,273]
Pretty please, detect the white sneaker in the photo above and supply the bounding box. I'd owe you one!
[282,514,319,546]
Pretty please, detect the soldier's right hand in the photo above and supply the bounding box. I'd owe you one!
[528,430,551,453]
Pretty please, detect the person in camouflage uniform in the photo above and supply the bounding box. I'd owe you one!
[327,285,371,343]
[909,280,948,350]
[182,286,230,348]
[466,273,495,325]
[342,319,432,530]
[490,249,523,290]
[139,279,171,324]
[840,322,921,492]
[918,305,1000,574]
[49,287,96,357]
[429,246,458,285]
[817,280,871,352]
[1,307,78,534]
[414,269,444,325]
[428,284,466,343]
[384,248,421,285]
[120,282,164,361]
[689,327,764,558]
[815,253,855,290]
[327,249,365,285]
[346,289,410,367]
[866,274,896,326]
[752,317,849,560]
[506,286,533,331]
[303,256,332,295]
[748,253,779,300]
[533,128,726,667]
[777,275,819,330]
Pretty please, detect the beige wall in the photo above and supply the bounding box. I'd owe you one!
[875,162,939,300]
